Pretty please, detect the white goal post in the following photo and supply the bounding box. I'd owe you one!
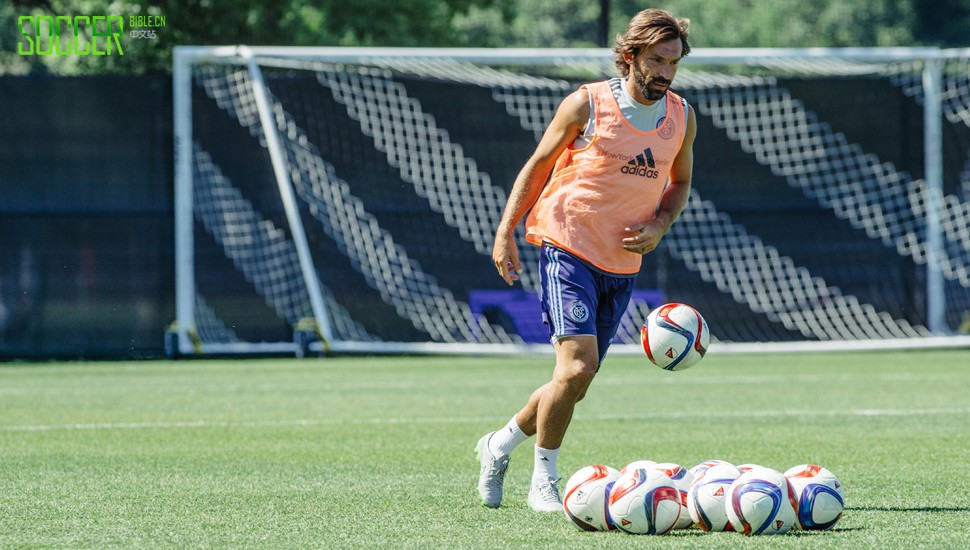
[171,46,970,356]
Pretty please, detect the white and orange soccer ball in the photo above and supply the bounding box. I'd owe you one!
[784,464,845,530]
[608,467,682,535]
[641,303,709,371]
[726,467,799,535]
[620,459,657,475]
[562,465,621,532]
[651,462,695,529]
[688,459,735,482]
[736,463,761,474]
[687,463,742,532]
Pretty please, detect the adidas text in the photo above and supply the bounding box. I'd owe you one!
[620,165,660,178]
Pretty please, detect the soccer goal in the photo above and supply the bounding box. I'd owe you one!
[171,45,970,356]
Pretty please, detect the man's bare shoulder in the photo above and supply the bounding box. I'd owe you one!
[555,87,592,128]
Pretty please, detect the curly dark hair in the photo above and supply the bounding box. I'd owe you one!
[613,9,691,77]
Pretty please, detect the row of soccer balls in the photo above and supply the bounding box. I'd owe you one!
[563,459,844,536]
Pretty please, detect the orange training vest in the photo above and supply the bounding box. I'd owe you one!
[525,81,686,274]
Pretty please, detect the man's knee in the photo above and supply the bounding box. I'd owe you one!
[552,335,599,400]
[555,359,597,400]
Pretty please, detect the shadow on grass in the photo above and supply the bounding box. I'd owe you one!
[847,506,970,513]
[788,527,865,534]
[668,527,868,536]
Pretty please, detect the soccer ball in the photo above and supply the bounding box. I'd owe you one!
[784,464,845,530]
[651,462,695,529]
[726,467,798,535]
[641,303,710,371]
[608,467,682,535]
[687,463,742,531]
[562,465,621,531]
[620,459,657,475]
[688,459,735,483]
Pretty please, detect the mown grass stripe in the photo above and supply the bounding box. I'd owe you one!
[2,407,967,432]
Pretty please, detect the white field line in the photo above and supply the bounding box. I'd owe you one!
[0,372,954,396]
[1,407,968,433]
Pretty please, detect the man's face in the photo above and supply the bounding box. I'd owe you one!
[626,38,683,102]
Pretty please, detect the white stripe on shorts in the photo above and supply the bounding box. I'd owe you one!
[544,246,564,337]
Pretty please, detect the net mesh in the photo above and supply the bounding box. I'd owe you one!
[181,49,970,350]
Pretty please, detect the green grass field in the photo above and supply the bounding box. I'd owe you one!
[1,350,968,548]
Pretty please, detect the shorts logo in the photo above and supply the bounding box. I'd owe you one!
[568,301,590,323]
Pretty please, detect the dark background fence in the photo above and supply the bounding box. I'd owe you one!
[1,75,172,358]
[1,69,964,357]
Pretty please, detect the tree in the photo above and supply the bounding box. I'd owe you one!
[913,0,970,46]
[2,0,511,74]
[2,0,967,76]
[611,0,916,48]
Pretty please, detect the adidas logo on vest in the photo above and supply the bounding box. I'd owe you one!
[619,148,659,178]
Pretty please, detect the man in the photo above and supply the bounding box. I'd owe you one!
[476,8,697,512]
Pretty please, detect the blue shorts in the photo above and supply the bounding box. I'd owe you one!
[538,245,637,365]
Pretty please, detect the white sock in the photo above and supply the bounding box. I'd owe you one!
[533,445,560,482]
[488,417,529,457]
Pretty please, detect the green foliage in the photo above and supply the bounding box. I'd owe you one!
[613,0,917,48]
[455,0,601,48]
[0,352,969,546]
[1,0,967,75]
[912,0,970,46]
[1,0,510,74]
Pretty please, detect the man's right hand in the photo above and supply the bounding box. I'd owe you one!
[492,237,521,286]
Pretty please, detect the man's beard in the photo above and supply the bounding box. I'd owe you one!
[631,63,670,101]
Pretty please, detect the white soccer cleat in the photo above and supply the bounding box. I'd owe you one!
[528,476,563,512]
[476,432,510,508]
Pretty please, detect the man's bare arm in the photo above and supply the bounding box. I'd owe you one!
[492,89,590,284]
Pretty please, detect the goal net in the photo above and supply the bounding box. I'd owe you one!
[172,46,970,356]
